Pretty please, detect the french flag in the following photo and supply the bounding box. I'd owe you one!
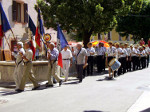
[35,9,45,47]
[57,24,68,68]
[0,2,11,47]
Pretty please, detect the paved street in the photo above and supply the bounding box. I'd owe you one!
[0,67,150,112]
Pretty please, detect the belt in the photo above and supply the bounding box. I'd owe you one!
[24,61,31,65]
[63,59,70,60]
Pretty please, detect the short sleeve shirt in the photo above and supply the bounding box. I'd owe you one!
[75,48,87,65]
[24,48,33,62]
[61,49,73,59]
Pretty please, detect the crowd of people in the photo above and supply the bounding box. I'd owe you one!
[12,39,150,92]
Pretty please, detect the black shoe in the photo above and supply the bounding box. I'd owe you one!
[59,80,63,87]
[32,86,40,90]
[46,84,54,88]
[79,80,82,83]
[15,89,24,92]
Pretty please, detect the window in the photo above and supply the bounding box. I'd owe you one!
[12,1,28,23]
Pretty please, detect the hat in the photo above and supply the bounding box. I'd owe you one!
[17,42,23,47]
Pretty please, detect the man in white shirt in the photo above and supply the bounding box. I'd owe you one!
[125,43,131,71]
[102,43,106,72]
[106,41,116,79]
[135,45,140,70]
[130,44,137,71]
[16,41,40,92]
[61,45,73,82]
[12,42,25,90]
[96,42,105,73]
[87,42,95,75]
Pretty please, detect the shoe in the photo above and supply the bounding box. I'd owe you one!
[46,84,54,88]
[59,80,63,87]
[15,89,24,92]
[79,80,82,83]
[32,86,40,90]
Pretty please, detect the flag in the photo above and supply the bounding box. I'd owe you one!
[57,25,68,68]
[29,16,36,36]
[30,40,35,60]
[35,9,45,47]
[0,2,11,47]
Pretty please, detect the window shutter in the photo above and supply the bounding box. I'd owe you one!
[12,1,17,21]
[24,3,28,23]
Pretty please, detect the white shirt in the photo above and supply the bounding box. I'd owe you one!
[107,46,116,57]
[135,49,140,56]
[15,48,25,64]
[139,50,146,57]
[125,48,131,56]
[61,49,73,59]
[120,48,128,57]
[87,47,95,56]
[24,48,33,62]
[131,48,137,56]
[97,47,105,56]
[116,48,123,59]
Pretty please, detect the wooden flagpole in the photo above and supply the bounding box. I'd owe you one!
[4,34,11,51]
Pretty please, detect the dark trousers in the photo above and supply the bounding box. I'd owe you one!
[122,57,127,74]
[141,57,146,69]
[87,56,94,75]
[77,64,84,81]
[97,55,103,73]
[118,58,123,75]
[131,56,136,71]
[147,55,149,67]
[102,56,106,71]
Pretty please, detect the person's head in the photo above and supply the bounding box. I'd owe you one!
[49,42,55,51]
[76,43,82,50]
[124,43,128,48]
[120,44,124,48]
[17,42,23,49]
[24,41,31,49]
[130,44,133,49]
[115,43,120,48]
[63,45,68,51]
[134,45,138,49]
[108,41,113,47]
[139,46,143,51]
[87,42,92,48]
[98,42,102,47]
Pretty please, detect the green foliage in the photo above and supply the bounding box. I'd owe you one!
[37,0,143,45]
[116,0,150,43]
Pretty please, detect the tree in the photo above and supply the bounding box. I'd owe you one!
[116,0,150,43]
[37,0,143,47]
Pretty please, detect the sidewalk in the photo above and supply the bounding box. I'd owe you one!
[127,85,150,112]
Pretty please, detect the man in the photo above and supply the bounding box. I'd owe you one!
[61,45,73,82]
[86,42,95,75]
[124,43,131,72]
[135,45,140,70]
[145,45,150,67]
[96,42,105,73]
[115,43,123,75]
[130,44,137,71]
[75,43,88,83]
[12,42,25,90]
[106,41,116,79]
[139,38,145,46]
[139,46,146,69]
[46,42,63,87]
[16,41,40,92]
[102,43,106,72]
[120,44,128,74]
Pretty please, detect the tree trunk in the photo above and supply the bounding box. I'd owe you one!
[82,30,92,48]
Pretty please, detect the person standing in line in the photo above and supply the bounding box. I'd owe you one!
[12,42,25,90]
[75,43,88,83]
[115,43,123,75]
[86,42,95,76]
[16,41,40,92]
[120,44,128,74]
[46,42,63,87]
[124,43,131,72]
[134,45,140,70]
[96,42,105,73]
[130,45,137,71]
[106,41,116,79]
[145,45,150,67]
[102,43,106,72]
[61,45,73,82]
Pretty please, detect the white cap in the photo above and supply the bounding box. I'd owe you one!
[17,42,23,48]
[50,42,55,47]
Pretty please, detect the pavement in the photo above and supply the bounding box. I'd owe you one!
[0,67,150,112]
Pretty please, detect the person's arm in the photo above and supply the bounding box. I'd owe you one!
[20,51,32,61]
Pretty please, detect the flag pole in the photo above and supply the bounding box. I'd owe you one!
[4,34,11,51]
[10,29,17,40]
